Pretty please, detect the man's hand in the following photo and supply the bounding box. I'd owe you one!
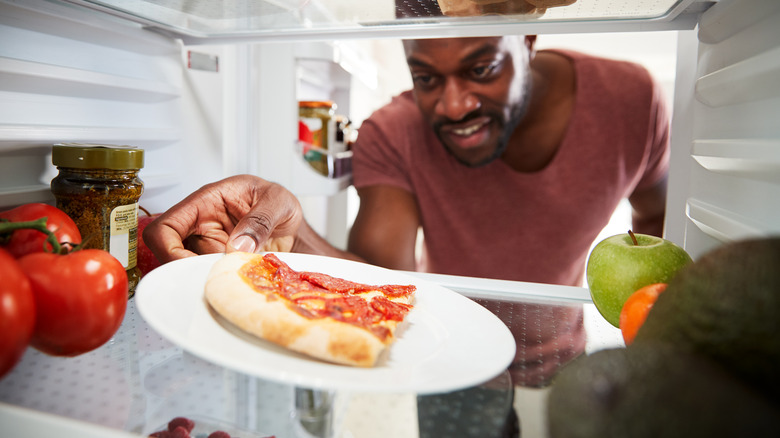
[143,175,303,263]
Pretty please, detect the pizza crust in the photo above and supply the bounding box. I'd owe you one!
[204,252,394,367]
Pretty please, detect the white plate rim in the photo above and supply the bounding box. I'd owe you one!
[135,252,516,394]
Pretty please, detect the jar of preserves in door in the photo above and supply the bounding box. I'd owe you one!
[299,100,336,176]
[50,143,144,298]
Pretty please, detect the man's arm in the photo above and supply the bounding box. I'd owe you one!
[254,185,421,269]
[628,174,667,238]
[347,185,421,271]
[143,175,420,270]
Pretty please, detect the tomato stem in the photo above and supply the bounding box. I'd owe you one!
[0,217,63,253]
[628,230,638,246]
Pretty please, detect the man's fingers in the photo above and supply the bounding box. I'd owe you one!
[184,234,230,256]
[143,222,188,263]
[227,183,302,253]
[141,175,302,261]
[143,215,198,263]
[227,210,291,253]
[228,234,257,253]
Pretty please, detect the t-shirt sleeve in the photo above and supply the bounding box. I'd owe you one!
[634,77,671,191]
[351,100,415,193]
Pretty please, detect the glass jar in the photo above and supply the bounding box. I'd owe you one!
[50,143,144,298]
[299,100,336,176]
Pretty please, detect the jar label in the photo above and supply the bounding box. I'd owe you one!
[109,203,138,270]
[300,116,325,149]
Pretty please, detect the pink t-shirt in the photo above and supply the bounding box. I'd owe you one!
[352,50,670,287]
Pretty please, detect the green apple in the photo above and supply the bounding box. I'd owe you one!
[586,231,693,327]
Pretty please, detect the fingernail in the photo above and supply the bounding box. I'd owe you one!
[230,235,257,253]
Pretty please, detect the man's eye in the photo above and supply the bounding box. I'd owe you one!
[472,61,500,79]
[412,73,436,87]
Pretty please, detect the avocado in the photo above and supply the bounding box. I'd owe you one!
[634,237,780,402]
[546,344,779,438]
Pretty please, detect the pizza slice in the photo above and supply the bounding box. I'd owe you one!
[204,252,416,367]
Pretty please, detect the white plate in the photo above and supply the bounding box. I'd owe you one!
[135,252,515,394]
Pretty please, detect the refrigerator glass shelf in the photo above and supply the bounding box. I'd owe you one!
[0,272,623,437]
[59,0,707,41]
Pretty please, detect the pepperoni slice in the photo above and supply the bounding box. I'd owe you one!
[240,254,414,341]
[378,284,416,298]
[301,271,416,298]
[300,272,373,294]
[371,296,413,321]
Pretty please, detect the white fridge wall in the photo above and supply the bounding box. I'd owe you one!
[669,0,780,259]
[0,0,226,213]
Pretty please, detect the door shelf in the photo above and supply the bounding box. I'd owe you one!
[289,141,352,196]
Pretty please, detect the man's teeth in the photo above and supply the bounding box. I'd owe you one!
[452,123,483,136]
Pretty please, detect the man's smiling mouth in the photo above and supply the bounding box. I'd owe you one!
[450,119,489,137]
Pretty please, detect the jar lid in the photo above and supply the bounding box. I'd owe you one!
[52,143,144,170]
[299,100,336,109]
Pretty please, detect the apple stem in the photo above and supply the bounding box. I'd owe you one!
[628,230,638,246]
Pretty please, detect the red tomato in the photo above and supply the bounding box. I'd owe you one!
[0,203,81,257]
[18,249,128,356]
[0,248,36,378]
[619,283,667,345]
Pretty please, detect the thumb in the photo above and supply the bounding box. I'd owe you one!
[226,186,302,254]
[228,233,259,253]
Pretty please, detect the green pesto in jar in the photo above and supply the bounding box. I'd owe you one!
[51,144,144,298]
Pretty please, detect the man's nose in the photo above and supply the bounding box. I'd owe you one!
[435,78,480,121]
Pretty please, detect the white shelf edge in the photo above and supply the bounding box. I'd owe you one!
[173,14,701,45]
[0,57,180,103]
[694,45,780,108]
[7,0,181,56]
[289,152,352,196]
[698,0,780,44]
[685,198,767,243]
[0,124,180,151]
[691,138,780,182]
[0,184,54,207]
[288,142,352,196]
[0,174,180,208]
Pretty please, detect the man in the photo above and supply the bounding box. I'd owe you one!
[145,35,669,386]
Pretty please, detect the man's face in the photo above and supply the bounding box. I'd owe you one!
[404,36,533,167]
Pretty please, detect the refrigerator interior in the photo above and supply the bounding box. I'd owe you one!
[2,0,778,260]
[0,1,779,437]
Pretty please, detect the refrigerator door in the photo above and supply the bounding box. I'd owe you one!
[664,0,780,258]
[57,0,707,43]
